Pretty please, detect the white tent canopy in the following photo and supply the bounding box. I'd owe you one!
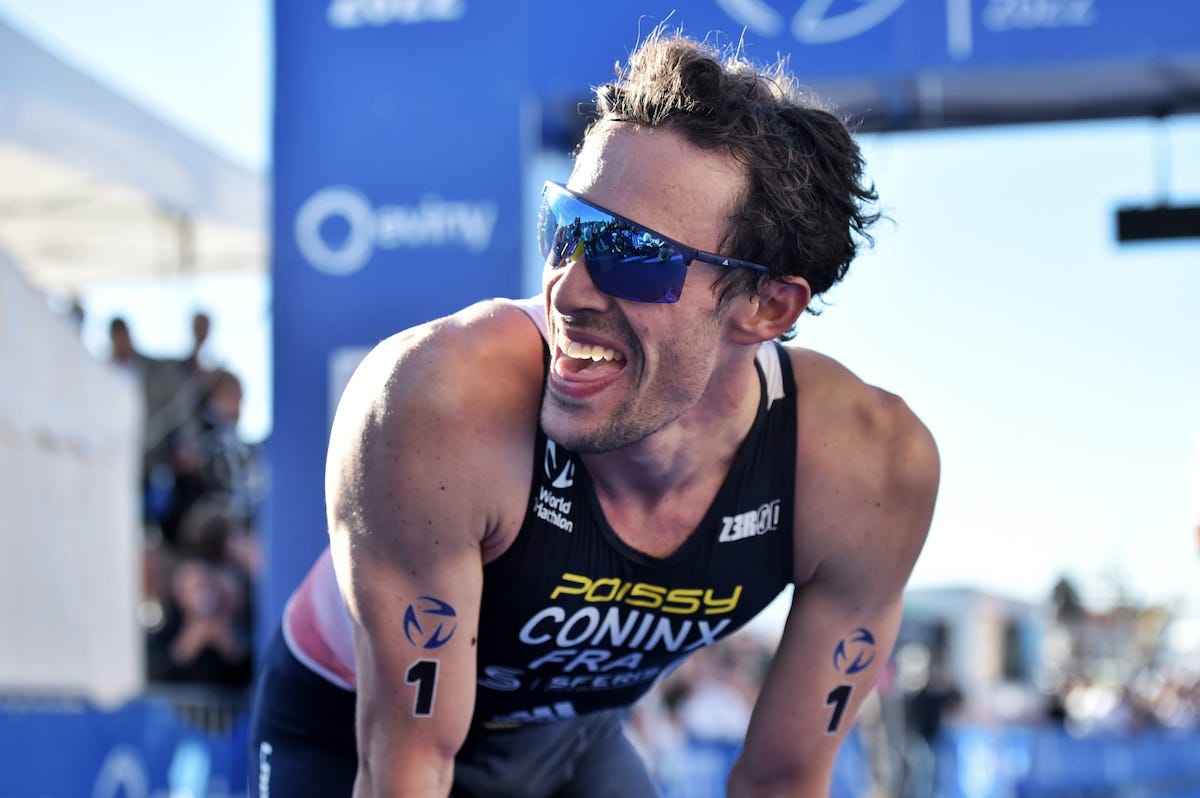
[0,18,265,295]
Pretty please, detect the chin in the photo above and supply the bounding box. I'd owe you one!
[541,411,595,453]
[541,404,654,455]
[541,407,608,454]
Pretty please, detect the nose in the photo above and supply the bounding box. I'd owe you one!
[546,242,611,313]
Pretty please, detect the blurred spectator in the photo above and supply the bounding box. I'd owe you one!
[108,310,267,688]
[674,635,760,743]
[67,296,85,332]
[107,314,183,528]
[108,316,149,379]
[184,310,212,373]
[1052,577,1086,623]
[625,678,688,783]
[902,659,961,798]
[141,310,230,544]
[627,631,772,785]
[147,501,256,687]
[168,368,264,533]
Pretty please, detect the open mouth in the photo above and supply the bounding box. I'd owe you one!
[553,338,627,382]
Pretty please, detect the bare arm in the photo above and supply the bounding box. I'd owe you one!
[325,302,542,797]
[729,364,939,797]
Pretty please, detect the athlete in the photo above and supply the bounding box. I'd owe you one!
[249,29,939,798]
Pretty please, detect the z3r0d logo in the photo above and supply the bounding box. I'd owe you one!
[294,186,499,275]
[713,0,907,42]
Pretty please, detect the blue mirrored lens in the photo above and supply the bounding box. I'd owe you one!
[538,185,688,303]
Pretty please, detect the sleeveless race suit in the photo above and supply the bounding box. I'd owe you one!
[252,300,799,795]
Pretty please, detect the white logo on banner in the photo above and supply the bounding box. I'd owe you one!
[294,186,499,275]
[713,0,906,42]
[328,0,466,28]
[92,745,149,798]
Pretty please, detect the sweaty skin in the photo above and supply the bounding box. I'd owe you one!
[328,123,939,797]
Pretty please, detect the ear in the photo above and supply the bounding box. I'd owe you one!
[727,276,811,344]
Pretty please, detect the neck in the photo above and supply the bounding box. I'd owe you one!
[580,350,762,558]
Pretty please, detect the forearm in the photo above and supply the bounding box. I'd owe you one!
[352,666,466,798]
[353,731,456,798]
[346,596,476,797]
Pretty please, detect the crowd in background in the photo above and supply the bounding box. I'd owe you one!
[624,630,953,798]
[106,311,265,690]
[1041,580,1200,738]
[81,306,1200,792]
[624,587,1200,798]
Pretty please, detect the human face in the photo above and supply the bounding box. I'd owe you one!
[209,380,242,425]
[540,122,750,453]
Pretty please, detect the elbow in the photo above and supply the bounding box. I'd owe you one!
[354,751,455,798]
[728,758,831,798]
[354,710,459,797]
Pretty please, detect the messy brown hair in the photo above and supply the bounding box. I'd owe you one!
[586,29,880,326]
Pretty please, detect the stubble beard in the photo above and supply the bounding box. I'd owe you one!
[540,392,657,454]
[539,356,698,455]
[541,306,719,454]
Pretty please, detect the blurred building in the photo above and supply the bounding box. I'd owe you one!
[899,587,1048,725]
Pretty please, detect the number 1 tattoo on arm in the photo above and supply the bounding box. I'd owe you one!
[406,659,439,717]
[824,683,853,734]
[824,626,877,735]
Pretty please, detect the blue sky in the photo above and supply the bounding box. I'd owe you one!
[2,0,1198,615]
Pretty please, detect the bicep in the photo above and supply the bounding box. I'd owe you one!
[324,335,493,794]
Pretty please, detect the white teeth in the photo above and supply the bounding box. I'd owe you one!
[563,340,623,362]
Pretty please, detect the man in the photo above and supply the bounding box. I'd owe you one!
[249,29,938,797]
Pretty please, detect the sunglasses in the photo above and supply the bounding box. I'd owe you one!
[537,181,770,303]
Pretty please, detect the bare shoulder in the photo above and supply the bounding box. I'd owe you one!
[783,346,940,590]
[327,299,545,551]
[785,346,939,485]
[337,298,545,420]
[332,299,544,448]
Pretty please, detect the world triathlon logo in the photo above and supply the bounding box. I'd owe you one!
[403,596,458,649]
[713,0,907,42]
[833,627,877,674]
[544,440,575,489]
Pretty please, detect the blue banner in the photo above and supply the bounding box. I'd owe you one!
[267,0,1199,632]
[529,1,1200,93]
[269,1,532,630]
[0,698,248,798]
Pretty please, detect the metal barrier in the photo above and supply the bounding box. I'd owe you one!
[142,683,250,736]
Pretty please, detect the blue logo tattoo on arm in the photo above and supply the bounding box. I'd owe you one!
[833,627,876,675]
[403,596,458,649]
